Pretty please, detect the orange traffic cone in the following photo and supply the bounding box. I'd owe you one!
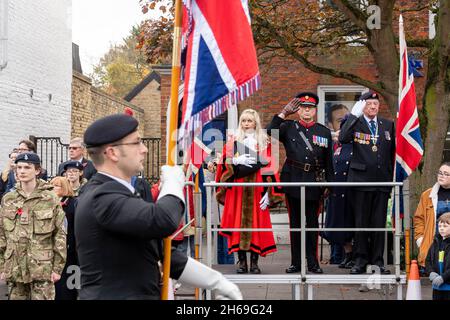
[406,260,422,300]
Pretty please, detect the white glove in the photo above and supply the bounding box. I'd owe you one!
[351,100,366,117]
[429,272,439,281]
[259,192,270,211]
[416,237,424,248]
[178,257,243,300]
[432,275,444,287]
[232,154,257,168]
[158,165,185,204]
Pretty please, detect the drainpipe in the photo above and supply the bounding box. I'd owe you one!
[0,0,8,71]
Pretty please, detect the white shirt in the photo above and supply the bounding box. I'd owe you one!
[98,171,135,194]
[71,157,84,164]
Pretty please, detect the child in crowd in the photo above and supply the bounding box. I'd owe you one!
[426,212,450,300]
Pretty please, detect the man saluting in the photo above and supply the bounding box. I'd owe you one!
[339,91,395,275]
[267,92,334,274]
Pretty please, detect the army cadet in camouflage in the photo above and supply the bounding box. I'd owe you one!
[0,153,66,300]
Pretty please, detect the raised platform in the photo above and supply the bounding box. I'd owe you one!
[212,264,406,300]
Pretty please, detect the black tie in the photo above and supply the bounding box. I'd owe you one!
[369,120,376,136]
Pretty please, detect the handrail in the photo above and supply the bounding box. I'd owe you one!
[170,218,195,240]
[205,182,403,187]
[203,182,404,300]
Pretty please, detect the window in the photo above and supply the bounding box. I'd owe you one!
[0,0,8,71]
[317,85,367,129]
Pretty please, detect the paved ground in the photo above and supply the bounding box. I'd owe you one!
[0,244,432,301]
[175,243,432,300]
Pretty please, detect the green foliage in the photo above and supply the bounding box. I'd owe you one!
[90,25,151,98]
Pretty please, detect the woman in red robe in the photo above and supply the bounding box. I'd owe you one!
[216,109,283,274]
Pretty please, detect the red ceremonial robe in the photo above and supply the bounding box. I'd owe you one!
[216,140,283,257]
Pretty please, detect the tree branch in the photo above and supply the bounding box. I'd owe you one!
[332,0,369,34]
[254,15,393,97]
[399,4,430,13]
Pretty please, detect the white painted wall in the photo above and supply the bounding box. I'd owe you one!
[0,0,72,169]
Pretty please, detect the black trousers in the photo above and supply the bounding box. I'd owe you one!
[351,190,389,268]
[286,195,320,268]
[433,289,450,300]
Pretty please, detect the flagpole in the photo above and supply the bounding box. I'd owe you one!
[161,0,183,300]
[399,14,411,277]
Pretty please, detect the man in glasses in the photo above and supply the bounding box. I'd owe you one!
[75,113,242,300]
[58,138,96,180]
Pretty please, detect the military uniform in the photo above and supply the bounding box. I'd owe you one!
[0,179,67,300]
[267,93,334,272]
[339,92,395,273]
[324,142,353,246]
[75,113,188,299]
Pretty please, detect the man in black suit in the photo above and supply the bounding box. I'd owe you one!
[339,91,395,274]
[267,92,334,274]
[58,138,97,180]
[75,114,242,300]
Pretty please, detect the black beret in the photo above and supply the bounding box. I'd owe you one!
[360,91,379,101]
[295,92,319,107]
[15,152,40,165]
[63,161,83,172]
[84,114,139,148]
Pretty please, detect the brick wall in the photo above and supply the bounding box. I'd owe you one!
[0,0,72,168]
[157,66,172,165]
[72,72,145,141]
[129,79,161,138]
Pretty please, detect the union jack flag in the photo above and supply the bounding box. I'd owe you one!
[395,15,423,182]
[178,0,261,149]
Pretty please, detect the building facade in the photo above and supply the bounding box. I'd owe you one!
[0,0,72,168]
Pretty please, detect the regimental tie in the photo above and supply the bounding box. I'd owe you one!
[369,120,378,152]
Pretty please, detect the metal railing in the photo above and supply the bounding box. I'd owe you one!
[203,181,405,300]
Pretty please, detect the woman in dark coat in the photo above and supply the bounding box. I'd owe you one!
[51,176,78,300]
[324,105,354,268]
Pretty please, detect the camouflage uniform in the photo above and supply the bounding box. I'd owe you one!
[0,180,67,300]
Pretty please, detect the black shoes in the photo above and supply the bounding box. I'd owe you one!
[236,251,248,274]
[378,266,391,275]
[350,265,391,274]
[339,252,354,269]
[285,264,323,273]
[350,265,366,274]
[285,265,301,273]
[308,266,324,274]
[250,252,261,274]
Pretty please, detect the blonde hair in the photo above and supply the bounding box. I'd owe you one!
[50,176,74,197]
[236,109,268,150]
